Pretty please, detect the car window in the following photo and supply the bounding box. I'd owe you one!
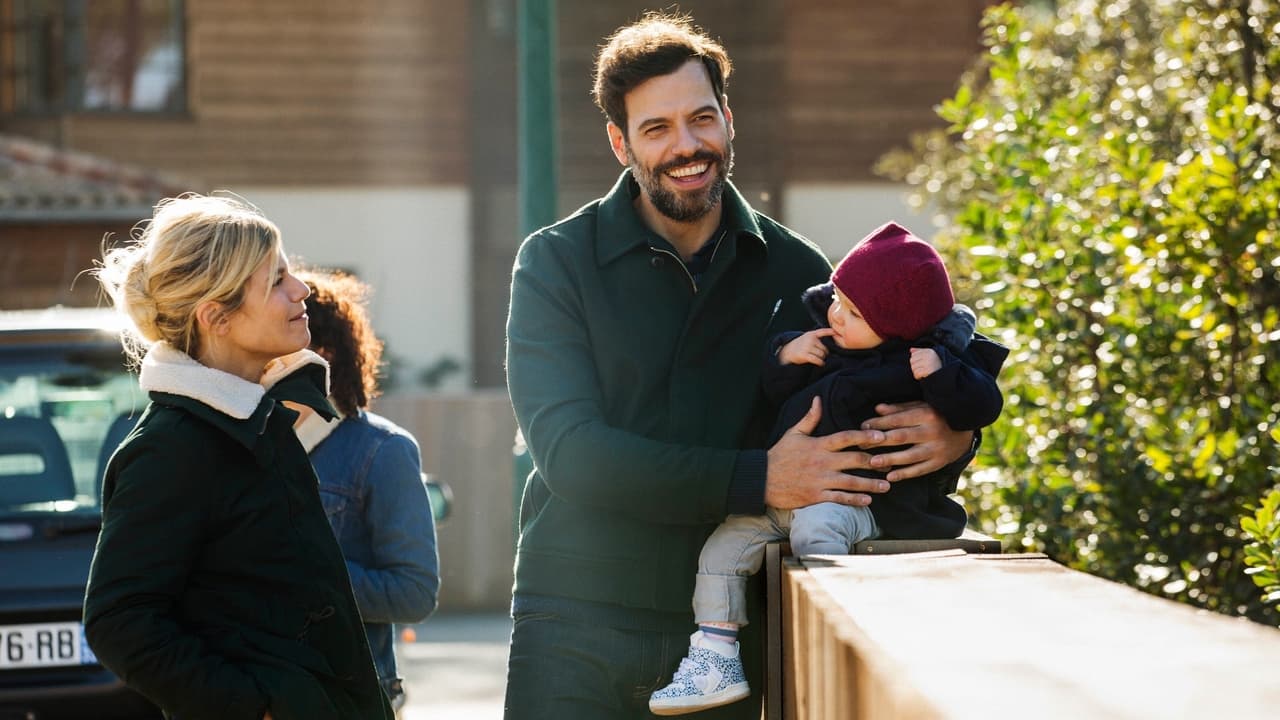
[0,344,144,516]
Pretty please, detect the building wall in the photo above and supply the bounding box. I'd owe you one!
[241,187,472,390]
[552,0,993,190]
[2,1,996,387]
[1,0,473,379]
[0,1,993,381]
[782,183,937,261]
[374,390,517,613]
[2,1,1000,612]
[481,1,990,382]
[775,0,993,260]
[3,0,469,187]
[555,0,787,216]
[0,223,133,309]
[783,0,995,182]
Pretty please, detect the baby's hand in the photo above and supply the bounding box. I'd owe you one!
[910,347,942,378]
[779,328,836,366]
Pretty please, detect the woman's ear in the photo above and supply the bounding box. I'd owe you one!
[195,301,228,337]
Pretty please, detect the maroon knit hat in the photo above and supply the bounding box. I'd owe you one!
[830,221,954,341]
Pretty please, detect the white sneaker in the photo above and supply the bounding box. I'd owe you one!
[649,631,750,716]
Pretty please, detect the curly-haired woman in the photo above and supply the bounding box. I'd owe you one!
[292,269,440,713]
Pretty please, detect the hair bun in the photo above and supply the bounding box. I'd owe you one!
[91,193,282,366]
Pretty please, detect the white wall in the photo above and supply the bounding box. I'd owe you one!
[240,187,472,391]
[782,183,940,261]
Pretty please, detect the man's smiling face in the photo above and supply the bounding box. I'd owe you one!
[613,59,735,223]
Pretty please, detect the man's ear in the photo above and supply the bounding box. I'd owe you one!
[722,96,735,141]
[607,122,629,167]
[195,301,227,337]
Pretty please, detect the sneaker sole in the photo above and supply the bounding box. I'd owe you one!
[649,683,750,716]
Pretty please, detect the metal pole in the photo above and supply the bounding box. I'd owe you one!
[515,0,557,541]
[517,0,558,237]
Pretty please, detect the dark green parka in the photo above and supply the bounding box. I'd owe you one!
[506,171,834,616]
[84,346,392,720]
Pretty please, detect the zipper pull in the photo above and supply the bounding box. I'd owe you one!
[766,298,782,331]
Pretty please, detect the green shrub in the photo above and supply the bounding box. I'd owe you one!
[1242,486,1280,612]
[878,0,1280,623]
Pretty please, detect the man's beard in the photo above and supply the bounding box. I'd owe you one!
[627,140,734,223]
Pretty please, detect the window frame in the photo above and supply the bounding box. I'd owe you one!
[0,0,189,117]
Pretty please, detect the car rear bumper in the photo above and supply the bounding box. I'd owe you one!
[0,665,159,719]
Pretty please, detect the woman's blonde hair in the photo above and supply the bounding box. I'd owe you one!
[94,193,282,365]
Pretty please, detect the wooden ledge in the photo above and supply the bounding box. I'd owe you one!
[778,552,1280,719]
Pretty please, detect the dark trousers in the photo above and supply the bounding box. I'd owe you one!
[503,611,762,720]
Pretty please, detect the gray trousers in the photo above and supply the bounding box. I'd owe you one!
[692,502,878,626]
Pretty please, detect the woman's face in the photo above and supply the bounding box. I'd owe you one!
[216,250,311,379]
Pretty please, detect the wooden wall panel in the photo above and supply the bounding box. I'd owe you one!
[2,2,994,192]
[0,224,132,309]
[784,0,995,182]
[9,0,470,187]
[553,1,992,196]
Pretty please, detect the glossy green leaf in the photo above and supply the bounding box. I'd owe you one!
[878,0,1280,622]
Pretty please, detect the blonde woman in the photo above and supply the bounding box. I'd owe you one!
[84,194,393,720]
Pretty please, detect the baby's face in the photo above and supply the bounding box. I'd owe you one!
[827,287,884,350]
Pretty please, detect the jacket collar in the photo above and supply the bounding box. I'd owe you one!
[140,342,335,451]
[295,402,345,452]
[594,168,767,267]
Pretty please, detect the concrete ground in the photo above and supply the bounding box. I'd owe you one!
[399,612,512,719]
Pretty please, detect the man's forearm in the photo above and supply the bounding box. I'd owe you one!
[725,450,768,515]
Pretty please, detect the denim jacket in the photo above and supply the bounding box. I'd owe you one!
[309,410,440,686]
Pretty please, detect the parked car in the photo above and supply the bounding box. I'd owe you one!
[0,307,451,719]
[0,307,159,719]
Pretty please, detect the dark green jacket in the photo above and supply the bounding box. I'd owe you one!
[506,170,831,615]
[84,351,392,720]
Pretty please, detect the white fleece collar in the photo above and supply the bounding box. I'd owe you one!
[138,342,330,420]
[295,404,344,452]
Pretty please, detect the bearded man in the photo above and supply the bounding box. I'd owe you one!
[502,12,976,719]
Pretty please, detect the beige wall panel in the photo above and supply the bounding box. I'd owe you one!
[782,182,938,259]
[240,186,472,390]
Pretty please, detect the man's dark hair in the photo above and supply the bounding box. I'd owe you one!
[592,12,732,135]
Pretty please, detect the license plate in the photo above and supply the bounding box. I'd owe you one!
[0,621,97,670]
